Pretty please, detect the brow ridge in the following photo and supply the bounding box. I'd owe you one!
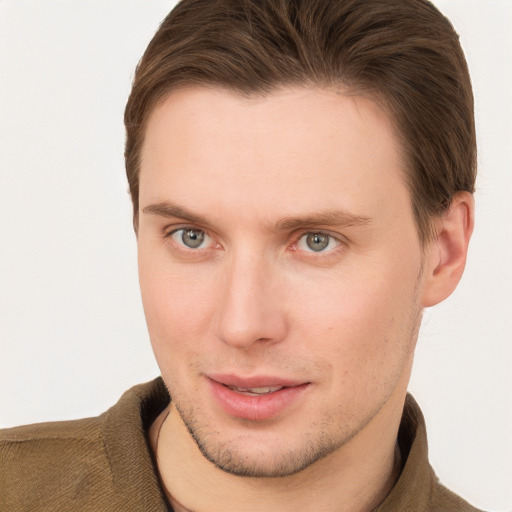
[274,211,372,231]
[142,202,205,224]
[142,201,372,231]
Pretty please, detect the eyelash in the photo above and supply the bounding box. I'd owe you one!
[165,227,217,252]
[294,231,342,254]
[164,226,346,258]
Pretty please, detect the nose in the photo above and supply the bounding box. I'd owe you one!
[214,249,287,349]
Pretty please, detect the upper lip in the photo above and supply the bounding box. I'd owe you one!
[208,374,308,388]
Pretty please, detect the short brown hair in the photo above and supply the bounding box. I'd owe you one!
[125,0,476,242]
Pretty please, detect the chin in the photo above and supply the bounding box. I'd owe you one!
[194,434,341,478]
[173,398,357,478]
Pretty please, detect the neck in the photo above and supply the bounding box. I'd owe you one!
[150,392,406,512]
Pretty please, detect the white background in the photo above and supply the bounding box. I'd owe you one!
[0,1,510,510]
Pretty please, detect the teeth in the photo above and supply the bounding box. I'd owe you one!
[228,385,284,395]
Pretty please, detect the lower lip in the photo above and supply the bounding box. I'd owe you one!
[208,379,310,422]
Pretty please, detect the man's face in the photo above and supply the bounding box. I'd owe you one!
[138,86,428,477]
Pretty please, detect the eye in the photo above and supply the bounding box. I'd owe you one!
[170,228,212,249]
[296,232,340,253]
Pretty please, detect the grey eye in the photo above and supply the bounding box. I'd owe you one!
[170,228,209,249]
[181,229,205,248]
[305,233,330,251]
[296,232,340,253]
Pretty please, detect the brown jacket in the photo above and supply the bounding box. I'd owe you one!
[0,379,483,511]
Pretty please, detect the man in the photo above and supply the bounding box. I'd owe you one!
[0,0,487,510]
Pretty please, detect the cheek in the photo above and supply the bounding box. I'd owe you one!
[138,251,217,357]
[288,262,420,378]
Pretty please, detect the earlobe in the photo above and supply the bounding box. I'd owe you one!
[421,191,475,307]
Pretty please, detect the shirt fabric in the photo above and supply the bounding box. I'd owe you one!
[0,378,483,511]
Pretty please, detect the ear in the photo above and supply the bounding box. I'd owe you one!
[421,191,475,307]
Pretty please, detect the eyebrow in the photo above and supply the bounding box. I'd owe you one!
[142,202,205,224]
[274,211,372,231]
[142,201,372,230]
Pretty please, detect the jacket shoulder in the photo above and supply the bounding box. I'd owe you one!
[0,417,120,511]
[428,480,485,512]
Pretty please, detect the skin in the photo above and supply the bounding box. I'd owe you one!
[137,86,474,511]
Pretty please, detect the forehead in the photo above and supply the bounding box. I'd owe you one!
[139,85,412,231]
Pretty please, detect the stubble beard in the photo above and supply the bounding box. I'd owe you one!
[172,397,365,478]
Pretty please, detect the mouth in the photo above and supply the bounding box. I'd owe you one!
[225,385,286,396]
[208,375,310,421]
